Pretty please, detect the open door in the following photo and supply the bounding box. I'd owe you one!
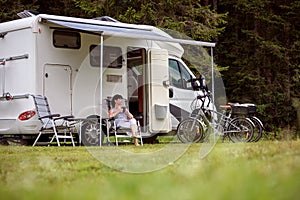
[146,49,171,133]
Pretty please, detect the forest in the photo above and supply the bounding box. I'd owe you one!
[0,0,299,139]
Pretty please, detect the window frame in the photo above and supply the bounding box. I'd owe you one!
[53,30,81,49]
[89,45,123,68]
[169,59,193,90]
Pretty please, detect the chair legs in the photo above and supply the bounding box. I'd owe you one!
[49,128,75,146]
[33,120,75,146]
[32,132,42,146]
[137,121,143,146]
[114,125,143,146]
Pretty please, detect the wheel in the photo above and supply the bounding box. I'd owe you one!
[81,122,104,146]
[227,118,254,143]
[249,117,263,142]
[177,118,204,143]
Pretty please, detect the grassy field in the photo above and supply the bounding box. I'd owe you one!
[1,140,300,200]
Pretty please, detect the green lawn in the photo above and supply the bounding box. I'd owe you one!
[1,140,300,200]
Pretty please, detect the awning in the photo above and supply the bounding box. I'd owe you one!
[44,19,215,47]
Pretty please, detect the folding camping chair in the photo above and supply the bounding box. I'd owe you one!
[32,95,75,146]
[105,97,143,146]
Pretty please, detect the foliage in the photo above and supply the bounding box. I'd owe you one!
[216,0,300,132]
[72,0,227,42]
[0,0,39,22]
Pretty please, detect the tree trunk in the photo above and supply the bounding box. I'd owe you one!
[213,0,217,10]
[292,98,300,139]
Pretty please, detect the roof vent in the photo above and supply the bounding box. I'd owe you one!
[93,16,120,23]
[17,10,39,18]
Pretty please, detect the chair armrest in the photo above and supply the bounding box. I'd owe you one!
[39,113,60,119]
[107,117,115,121]
[54,115,75,121]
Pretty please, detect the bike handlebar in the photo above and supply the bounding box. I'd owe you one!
[197,92,210,99]
[194,89,211,109]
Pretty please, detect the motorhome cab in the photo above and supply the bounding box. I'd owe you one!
[0,11,215,145]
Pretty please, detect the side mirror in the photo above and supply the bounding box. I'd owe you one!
[191,75,208,91]
[190,75,199,91]
[200,75,207,89]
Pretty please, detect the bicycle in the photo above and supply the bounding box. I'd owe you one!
[228,103,264,142]
[176,89,255,143]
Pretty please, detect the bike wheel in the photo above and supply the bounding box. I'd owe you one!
[177,118,204,143]
[249,117,263,142]
[227,118,254,143]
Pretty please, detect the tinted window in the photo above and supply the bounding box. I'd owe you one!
[179,62,193,89]
[169,59,192,89]
[90,45,122,68]
[53,30,80,49]
[169,59,182,88]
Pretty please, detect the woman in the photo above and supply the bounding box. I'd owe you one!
[108,94,140,146]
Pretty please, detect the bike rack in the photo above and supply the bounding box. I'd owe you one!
[0,54,29,100]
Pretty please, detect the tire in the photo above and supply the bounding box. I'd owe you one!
[81,121,104,146]
[227,117,254,143]
[177,118,205,143]
[249,117,263,142]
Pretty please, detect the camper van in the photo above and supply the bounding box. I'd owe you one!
[0,11,215,145]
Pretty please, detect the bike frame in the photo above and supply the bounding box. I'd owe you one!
[191,90,255,139]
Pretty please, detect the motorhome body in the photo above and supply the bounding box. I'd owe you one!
[0,12,215,145]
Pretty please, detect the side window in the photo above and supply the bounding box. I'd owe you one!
[90,45,122,68]
[53,30,81,49]
[169,59,192,89]
[179,62,193,90]
[169,59,182,88]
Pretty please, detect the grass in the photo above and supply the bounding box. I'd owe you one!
[1,140,300,200]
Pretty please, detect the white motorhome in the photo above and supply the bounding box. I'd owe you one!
[0,11,215,145]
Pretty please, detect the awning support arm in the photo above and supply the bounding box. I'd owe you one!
[99,33,104,146]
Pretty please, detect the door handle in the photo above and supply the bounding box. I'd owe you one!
[163,80,170,87]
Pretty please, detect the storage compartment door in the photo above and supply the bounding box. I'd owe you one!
[147,49,171,133]
[44,64,72,115]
